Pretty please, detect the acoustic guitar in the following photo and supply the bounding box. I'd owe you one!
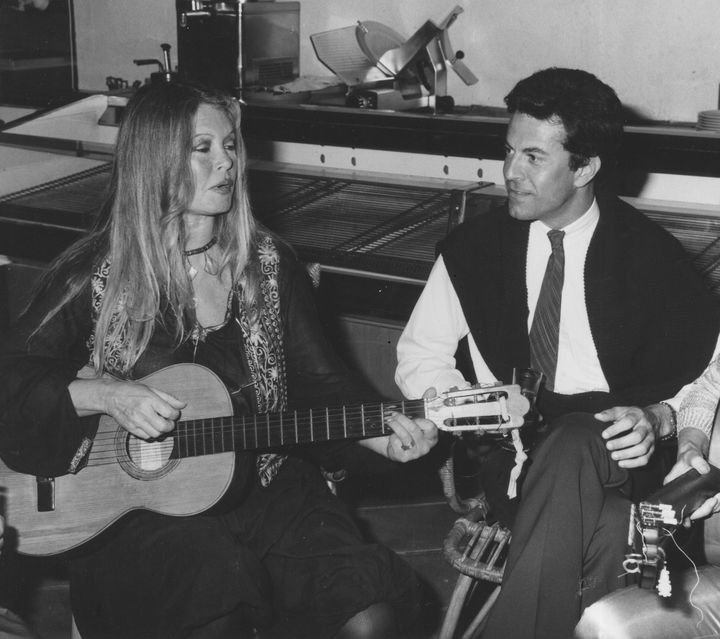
[0,363,529,556]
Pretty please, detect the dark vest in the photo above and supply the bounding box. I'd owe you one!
[439,193,719,408]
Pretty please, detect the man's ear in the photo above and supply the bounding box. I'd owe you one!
[574,156,601,188]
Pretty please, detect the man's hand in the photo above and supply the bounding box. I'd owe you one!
[359,387,439,461]
[594,405,663,468]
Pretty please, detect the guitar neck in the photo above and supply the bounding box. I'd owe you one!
[172,399,426,458]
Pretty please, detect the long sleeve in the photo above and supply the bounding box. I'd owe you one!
[0,276,98,477]
[395,256,496,400]
[677,351,720,440]
[660,334,720,414]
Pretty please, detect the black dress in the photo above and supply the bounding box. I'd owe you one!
[0,239,421,638]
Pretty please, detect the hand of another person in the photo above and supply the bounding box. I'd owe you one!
[384,387,439,462]
[384,413,439,462]
[688,492,720,522]
[595,405,660,468]
[664,427,720,524]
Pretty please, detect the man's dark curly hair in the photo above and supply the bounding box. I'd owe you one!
[504,67,624,177]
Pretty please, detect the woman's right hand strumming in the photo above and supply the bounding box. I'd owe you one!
[69,376,186,440]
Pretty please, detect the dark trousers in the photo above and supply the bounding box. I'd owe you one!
[481,406,669,639]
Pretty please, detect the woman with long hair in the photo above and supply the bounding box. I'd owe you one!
[0,81,437,639]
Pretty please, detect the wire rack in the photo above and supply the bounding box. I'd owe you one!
[248,168,498,279]
[3,162,718,292]
[643,209,720,293]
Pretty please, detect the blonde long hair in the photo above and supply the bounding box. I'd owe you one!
[33,82,260,374]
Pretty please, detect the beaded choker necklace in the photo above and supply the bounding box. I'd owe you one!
[183,236,217,257]
[184,237,218,279]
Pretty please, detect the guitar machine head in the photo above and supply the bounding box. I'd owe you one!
[425,383,530,435]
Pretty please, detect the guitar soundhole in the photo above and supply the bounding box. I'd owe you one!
[115,429,180,480]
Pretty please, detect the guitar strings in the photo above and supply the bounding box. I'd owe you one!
[78,405,400,468]
[80,392,513,468]
[663,525,704,629]
[75,390,515,467]
[619,518,646,578]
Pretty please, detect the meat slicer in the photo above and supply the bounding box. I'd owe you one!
[310,5,478,113]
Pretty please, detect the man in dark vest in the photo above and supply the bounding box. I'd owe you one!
[395,67,719,638]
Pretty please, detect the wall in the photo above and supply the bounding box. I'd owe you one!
[73,0,176,91]
[74,0,720,123]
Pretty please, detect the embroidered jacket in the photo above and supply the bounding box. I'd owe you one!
[0,234,383,480]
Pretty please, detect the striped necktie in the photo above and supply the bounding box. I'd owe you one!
[529,229,565,391]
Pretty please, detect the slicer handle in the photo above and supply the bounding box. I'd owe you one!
[161,43,172,72]
[134,58,162,70]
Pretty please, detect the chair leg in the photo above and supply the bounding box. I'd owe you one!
[460,584,500,639]
[439,572,475,639]
[71,613,82,639]
[439,574,501,639]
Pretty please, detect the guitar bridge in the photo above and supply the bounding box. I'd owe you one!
[35,476,55,512]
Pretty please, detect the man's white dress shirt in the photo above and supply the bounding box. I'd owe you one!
[395,201,608,399]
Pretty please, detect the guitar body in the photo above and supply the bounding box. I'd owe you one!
[1,364,236,556]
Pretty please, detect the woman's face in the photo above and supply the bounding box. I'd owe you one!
[187,104,238,217]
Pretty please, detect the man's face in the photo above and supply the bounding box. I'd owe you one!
[503,112,588,229]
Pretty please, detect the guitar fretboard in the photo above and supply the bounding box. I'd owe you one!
[173,400,427,458]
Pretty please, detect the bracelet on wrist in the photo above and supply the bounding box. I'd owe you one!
[658,401,678,441]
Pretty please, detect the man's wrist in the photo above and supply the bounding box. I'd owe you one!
[644,402,677,440]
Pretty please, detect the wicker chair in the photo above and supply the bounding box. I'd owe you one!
[439,506,511,639]
[436,434,514,639]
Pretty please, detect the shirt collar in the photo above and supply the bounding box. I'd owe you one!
[533,198,599,238]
